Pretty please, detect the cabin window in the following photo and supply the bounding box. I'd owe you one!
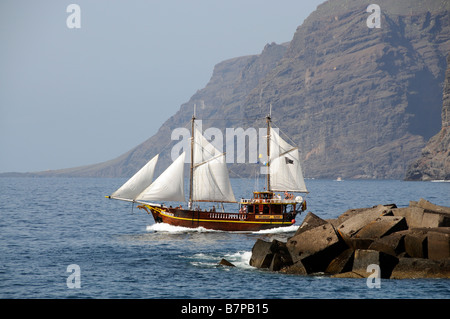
[263,205,269,214]
[248,205,254,213]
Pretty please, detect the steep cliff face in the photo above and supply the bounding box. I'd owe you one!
[241,0,450,179]
[405,53,450,181]
[17,0,450,179]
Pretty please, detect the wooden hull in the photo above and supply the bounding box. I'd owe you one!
[141,205,297,232]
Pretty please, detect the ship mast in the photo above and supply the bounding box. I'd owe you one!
[189,105,196,208]
[266,104,272,192]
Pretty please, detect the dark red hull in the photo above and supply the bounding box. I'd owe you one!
[140,205,297,232]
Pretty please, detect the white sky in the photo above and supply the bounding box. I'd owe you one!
[0,0,325,173]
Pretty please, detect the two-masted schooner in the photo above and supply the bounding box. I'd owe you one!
[107,113,308,231]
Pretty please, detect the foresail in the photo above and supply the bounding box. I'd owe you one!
[193,153,236,203]
[269,128,308,193]
[135,152,186,202]
[110,154,159,200]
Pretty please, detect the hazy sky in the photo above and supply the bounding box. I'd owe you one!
[0,0,325,173]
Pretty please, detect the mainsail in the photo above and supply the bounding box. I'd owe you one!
[110,154,159,200]
[192,125,236,203]
[135,152,186,202]
[269,128,308,193]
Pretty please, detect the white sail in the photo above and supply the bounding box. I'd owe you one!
[110,154,159,200]
[193,126,221,164]
[193,153,236,203]
[269,128,308,193]
[191,124,236,203]
[136,152,186,202]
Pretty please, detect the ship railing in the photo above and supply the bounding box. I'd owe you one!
[240,198,297,204]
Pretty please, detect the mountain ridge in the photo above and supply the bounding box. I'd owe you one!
[3,0,450,179]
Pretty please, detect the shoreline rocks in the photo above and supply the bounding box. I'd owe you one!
[249,199,450,279]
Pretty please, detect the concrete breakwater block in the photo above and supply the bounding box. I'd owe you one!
[249,239,273,269]
[336,205,392,239]
[390,258,450,279]
[352,249,398,279]
[393,206,450,228]
[428,228,450,260]
[354,216,407,239]
[249,199,450,279]
[286,216,346,273]
[325,248,354,274]
[404,229,429,258]
[368,231,406,256]
[249,239,292,271]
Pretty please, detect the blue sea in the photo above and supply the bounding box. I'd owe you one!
[1,177,449,300]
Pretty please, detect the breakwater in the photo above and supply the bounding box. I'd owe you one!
[249,199,450,279]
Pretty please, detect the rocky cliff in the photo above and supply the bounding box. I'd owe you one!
[242,0,450,179]
[11,0,450,179]
[405,53,450,181]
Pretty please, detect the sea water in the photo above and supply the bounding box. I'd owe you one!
[0,177,449,299]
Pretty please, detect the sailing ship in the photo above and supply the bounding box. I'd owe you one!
[106,112,308,231]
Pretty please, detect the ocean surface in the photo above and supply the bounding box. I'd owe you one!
[0,177,449,299]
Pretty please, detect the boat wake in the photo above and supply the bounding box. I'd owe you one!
[146,222,299,234]
[252,224,299,234]
[146,223,217,233]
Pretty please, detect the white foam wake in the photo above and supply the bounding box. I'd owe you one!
[147,223,298,234]
[252,224,299,234]
[146,223,219,233]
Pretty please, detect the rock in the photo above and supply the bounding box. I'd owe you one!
[249,239,273,268]
[14,1,448,181]
[336,208,372,224]
[409,199,450,227]
[341,238,374,250]
[337,205,392,242]
[368,232,406,256]
[405,52,450,181]
[325,249,354,275]
[428,228,450,260]
[422,212,450,228]
[331,272,365,279]
[354,216,407,239]
[392,206,427,228]
[250,200,450,279]
[352,249,398,279]
[218,259,235,267]
[390,258,450,279]
[280,261,308,275]
[295,212,328,236]
[249,239,293,271]
[413,198,450,215]
[269,240,293,271]
[404,229,429,258]
[287,221,346,273]
[393,204,450,228]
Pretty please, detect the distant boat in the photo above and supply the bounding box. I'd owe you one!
[107,111,308,231]
[335,177,343,182]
